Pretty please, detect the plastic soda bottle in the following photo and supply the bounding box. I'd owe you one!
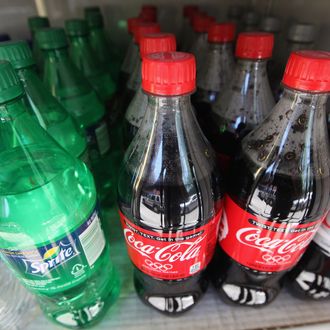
[0,61,119,328]
[0,40,89,163]
[27,16,50,72]
[36,28,115,204]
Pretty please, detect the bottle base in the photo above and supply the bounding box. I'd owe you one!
[214,281,279,307]
[133,268,208,316]
[40,269,120,329]
[209,247,282,307]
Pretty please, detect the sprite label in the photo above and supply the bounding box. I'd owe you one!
[0,208,106,294]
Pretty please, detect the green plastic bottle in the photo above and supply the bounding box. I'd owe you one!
[0,61,119,328]
[35,27,116,204]
[84,6,101,15]
[66,19,124,172]
[0,40,89,163]
[27,16,49,72]
[65,19,116,107]
[84,11,122,83]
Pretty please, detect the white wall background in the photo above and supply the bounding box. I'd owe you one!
[0,0,329,54]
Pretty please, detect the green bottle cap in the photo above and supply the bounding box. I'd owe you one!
[0,61,23,103]
[84,6,101,15]
[65,19,89,37]
[85,12,104,29]
[36,28,68,50]
[28,16,50,33]
[0,41,35,69]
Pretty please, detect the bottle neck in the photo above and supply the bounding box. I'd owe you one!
[68,35,89,45]
[0,95,25,122]
[231,58,270,96]
[208,42,233,52]
[282,87,328,113]
[146,93,192,112]
[16,65,69,126]
[42,47,70,63]
[16,65,38,82]
[42,46,91,98]
[236,58,268,73]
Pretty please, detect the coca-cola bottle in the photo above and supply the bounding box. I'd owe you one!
[189,14,215,72]
[181,9,200,52]
[122,22,161,110]
[288,213,330,300]
[118,52,223,314]
[119,17,143,90]
[212,50,330,306]
[124,33,176,147]
[179,5,199,51]
[259,17,282,96]
[241,11,259,32]
[192,22,236,140]
[274,23,317,101]
[139,5,158,22]
[211,32,275,171]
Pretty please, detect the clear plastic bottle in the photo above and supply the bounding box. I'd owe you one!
[260,17,282,95]
[119,19,153,90]
[227,5,242,28]
[0,61,119,327]
[179,5,199,50]
[211,32,275,171]
[36,27,115,204]
[288,211,330,300]
[0,40,88,163]
[241,11,259,32]
[212,50,330,307]
[275,23,317,101]
[124,22,161,105]
[124,33,176,147]
[118,52,223,314]
[192,22,236,140]
[189,14,215,72]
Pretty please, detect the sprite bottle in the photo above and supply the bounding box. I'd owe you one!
[0,60,119,328]
[0,40,89,163]
[84,10,122,83]
[65,19,116,106]
[65,19,123,179]
[27,16,50,72]
[35,27,116,204]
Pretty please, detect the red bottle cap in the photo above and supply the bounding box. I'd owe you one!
[133,22,161,44]
[139,5,157,22]
[127,17,142,34]
[208,22,236,43]
[235,32,274,59]
[183,5,198,18]
[192,14,214,33]
[282,50,330,92]
[140,33,176,58]
[142,52,196,96]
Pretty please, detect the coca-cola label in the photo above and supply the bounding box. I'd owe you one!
[119,210,222,280]
[219,196,325,272]
[313,212,330,257]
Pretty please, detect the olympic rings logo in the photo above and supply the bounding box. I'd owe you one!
[262,254,291,264]
[145,259,173,272]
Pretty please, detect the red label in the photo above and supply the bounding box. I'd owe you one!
[119,209,222,280]
[219,195,325,272]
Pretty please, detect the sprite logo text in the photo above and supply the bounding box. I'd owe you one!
[23,241,79,276]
